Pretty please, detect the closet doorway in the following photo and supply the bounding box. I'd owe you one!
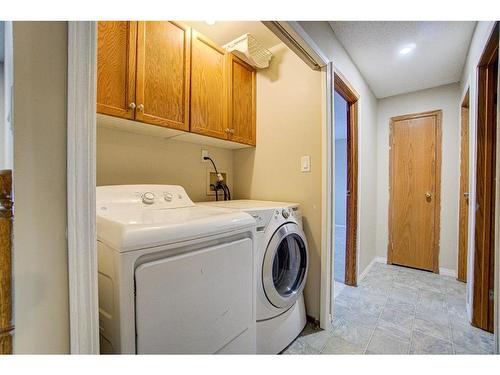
[333,72,359,288]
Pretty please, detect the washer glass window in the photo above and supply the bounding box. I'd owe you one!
[272,233,307,297]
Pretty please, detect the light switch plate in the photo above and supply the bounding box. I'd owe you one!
[301,155,311,172]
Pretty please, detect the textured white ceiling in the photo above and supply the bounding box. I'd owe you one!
[329,21,476,98]
[183,21,281,50]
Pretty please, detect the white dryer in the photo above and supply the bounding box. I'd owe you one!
[96,185,257,354]
[197,200,309,354]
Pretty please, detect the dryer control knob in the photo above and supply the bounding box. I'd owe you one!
[282,209,290,219]
[142,192,155,205]
[164,192,173,202]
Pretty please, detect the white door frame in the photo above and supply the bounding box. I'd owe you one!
[319,61,334,330]
[67,21,99,354]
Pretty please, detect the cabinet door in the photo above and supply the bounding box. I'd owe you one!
[97,21,137,119]
[136,21,191,131]
[227,54,256,146]
[190,31,228,140]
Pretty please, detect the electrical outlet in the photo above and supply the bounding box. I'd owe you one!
[201,149,209,162]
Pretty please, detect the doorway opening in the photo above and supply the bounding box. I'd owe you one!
[388,110,442,273]
[472,22,498,333]
[333,72,358,291]
[458,89,470,283]
[0,20,14,354]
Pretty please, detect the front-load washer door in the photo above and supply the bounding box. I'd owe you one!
[262,223,308,309]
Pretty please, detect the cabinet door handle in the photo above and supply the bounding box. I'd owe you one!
[137,104,144,112]
[229,129,235,134]
[128,102,136,110]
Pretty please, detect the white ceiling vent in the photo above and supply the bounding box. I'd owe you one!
[223,33,273,69]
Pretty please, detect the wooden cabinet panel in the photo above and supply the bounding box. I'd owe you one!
[190,31,228,139]
[97,21,137,119]
[136,21,190,131]
[227,54,256,146]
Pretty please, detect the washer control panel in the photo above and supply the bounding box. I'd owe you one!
[247,210,273,231]
[274,208,293,221]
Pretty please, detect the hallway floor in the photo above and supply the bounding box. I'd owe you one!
[284,262,495,354]
[333,225,346,283]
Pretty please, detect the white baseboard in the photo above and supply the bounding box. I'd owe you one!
[439,267,457,278]
[359,256,457,279]
[374,256,387,264]
[358,256,386,281]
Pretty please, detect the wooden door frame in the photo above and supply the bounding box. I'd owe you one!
[0,170,13,354]
[387,110,443,273]
[334,71,359,286]
[458,89,470,283]
[472,22,498,332]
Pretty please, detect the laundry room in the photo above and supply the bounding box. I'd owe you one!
[95,21,323,354]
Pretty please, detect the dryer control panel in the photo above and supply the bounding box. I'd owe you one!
[97,185,195,210]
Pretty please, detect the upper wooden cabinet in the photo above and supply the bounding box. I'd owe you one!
[227,54,256,146]
[135,21,191,131]
[97,21,256,147]
[97,21,137,119]
[190,31,228,139]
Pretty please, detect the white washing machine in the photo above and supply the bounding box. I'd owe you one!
[198,200,308,354]
[96,185,257,354]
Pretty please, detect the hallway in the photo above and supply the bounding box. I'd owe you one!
[284,262,494,354]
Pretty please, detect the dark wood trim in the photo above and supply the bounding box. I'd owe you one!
[334,71,359,287]
[0,170,13,354]
[473,22,498,333]
[387,110,442,273]
[457,88,470,283]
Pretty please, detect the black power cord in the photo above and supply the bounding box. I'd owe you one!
[204,156,231,201]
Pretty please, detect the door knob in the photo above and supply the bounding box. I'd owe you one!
[128,102,136,110]
[137,104,144,112]
[425,192,432,199]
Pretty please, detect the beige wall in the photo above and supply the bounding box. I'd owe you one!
[233,43,323,319]
[375,83,461,272]
[298,22,380,278]
[13,22,69,353]
[96,126,234,202]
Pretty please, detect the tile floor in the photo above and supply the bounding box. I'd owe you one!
[283,262,495,354]
[333,225,346,283]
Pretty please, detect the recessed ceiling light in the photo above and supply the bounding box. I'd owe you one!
[205,20,216,26]
[399,44,416,56]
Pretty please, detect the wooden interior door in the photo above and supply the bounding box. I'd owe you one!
[136,21,191,131]
[458,91,470,283]
[97,21,137,119]
[0,170,13,354]
[190,30,228,140]
[388,111,442,272]
[227,53,256,146]
[473,22,498,333]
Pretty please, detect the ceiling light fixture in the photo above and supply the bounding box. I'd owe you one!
[399,43,416,56]
[205,20,216,26]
